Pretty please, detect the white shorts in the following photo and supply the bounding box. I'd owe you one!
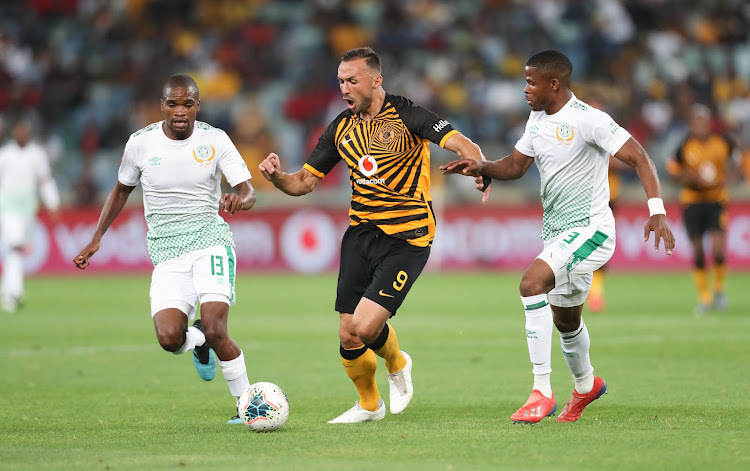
[149,245,237,318]
[1,212,33,248]
[536,226,615,308]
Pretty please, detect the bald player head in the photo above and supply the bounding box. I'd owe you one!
[160,74,200,140]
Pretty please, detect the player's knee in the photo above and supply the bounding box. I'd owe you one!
[519,276,546,297]
[201,321,227,347]
[714,254,725,265]
[155,326,185,352]
[694,255,705,269]
[338,327,360,349]
[352,319,380,345]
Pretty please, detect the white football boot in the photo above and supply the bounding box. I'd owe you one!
[387,351,413,414]
[327,399,385,424]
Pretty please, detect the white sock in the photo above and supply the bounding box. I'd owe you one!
[219,350,250,401]
[560,321,594,394]
[1,249,24,301]
[173,326,206,355]
[521,294,553,397]
[533,373,552,398]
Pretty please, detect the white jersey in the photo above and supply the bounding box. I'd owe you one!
[118,121,252,266]
[0,141,60,218]
[515,95,631,240]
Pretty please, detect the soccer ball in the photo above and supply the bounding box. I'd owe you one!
[237,382,289,432]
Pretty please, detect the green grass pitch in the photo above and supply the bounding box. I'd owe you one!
[2,272,749,470]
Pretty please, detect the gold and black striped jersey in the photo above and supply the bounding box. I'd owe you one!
[667,133,736,204]
[304,94,457,247]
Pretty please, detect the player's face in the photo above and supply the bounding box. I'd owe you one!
[689,112,711,139]
[523,66,554,112]
[338,59,380,115]
[12,122,31,146]
[161,86,200,140]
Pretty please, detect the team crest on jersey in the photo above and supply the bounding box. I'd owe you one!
[375,123,400,147]
[556,123,574,145]
[358,155,378,177]
[193,144,215,166]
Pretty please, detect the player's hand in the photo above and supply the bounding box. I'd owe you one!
[222,193,243,215]
[259,153,283,182]
[643,214,675,255]
[440,159,483,177]
[73,241,100,270]
[474,175,492,204]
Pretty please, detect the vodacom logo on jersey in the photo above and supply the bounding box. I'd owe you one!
[358,155,378,177]
[356,155,385,185]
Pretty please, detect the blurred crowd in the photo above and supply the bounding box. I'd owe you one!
[0,0,748,206]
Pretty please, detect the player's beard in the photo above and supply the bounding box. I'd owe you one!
[354,95,372,115]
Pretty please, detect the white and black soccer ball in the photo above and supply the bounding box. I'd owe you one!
[237,382,289,432]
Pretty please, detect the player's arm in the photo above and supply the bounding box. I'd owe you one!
[613,137,675,255]
[442,133,493,203]
[222,180,256,215]
[724,133,741,185]
[36,152,61,215]
[73,181,135,269]
[259,152,322,196]
[440,147,534,181]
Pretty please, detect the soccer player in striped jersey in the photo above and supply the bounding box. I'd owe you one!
[260,47,490,423]
[667,104,739,314]
[74,74,257,424]
[442,50,675,423]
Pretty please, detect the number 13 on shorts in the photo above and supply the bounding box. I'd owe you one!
[195,246,236,302]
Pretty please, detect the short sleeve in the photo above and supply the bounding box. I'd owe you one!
[118,139,141,186]
[587,109,631,156]
[216,131,252,187]
[304,118,342,178]
[397,96,457,147]
[514,118,536,157]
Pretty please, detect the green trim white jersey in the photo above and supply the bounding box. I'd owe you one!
[0,141,60,217]
[515,95,631,240]
[118,121,252,266]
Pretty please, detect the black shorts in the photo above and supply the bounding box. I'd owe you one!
[335,223,431,316]
[683,202,726,238]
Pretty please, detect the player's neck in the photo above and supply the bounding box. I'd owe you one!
[691,133,710,142]
[544,90,573,115]
[359,89,386,122]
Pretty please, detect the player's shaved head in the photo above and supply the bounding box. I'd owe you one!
[162,74,199,98]
[526,50,573,86]
[341,47,381,75]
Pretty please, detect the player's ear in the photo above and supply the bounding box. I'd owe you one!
[373,74,383,89]
[550,78,559,92]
